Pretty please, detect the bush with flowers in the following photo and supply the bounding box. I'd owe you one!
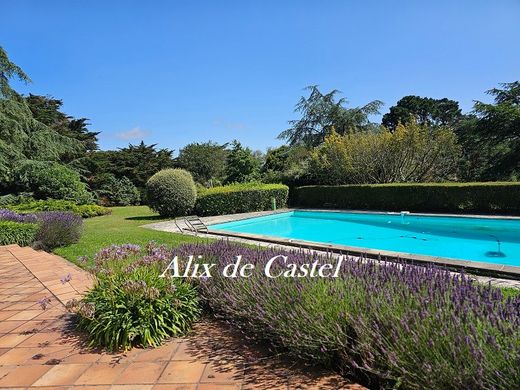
[69,242,200,351]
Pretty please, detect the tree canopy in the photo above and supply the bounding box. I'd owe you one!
[309,120,460,184]
[278,86,383,147]
[176,141,228,185]
[458,82,520,180]
[382,95,462,131]
[89,141,175,197]
[0,46,30,98]
[224,141,261,184]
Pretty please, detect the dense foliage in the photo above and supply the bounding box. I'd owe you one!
[89,142,175,200]
[382,95,463,131]
[224,140,261,184]
[457,82,520,181]
[175,241,520,389]
[309,121,460,184]
[177,141,228,186]
[7,199,110,218]
[272,83,520,186]
[292,182,520,214]
[195,182,289,216]
[0,98,82,191]
[146,169,197,217]
[1,49,99,200]
[14,160,93,204]
[70,243,200,350]
[0,220,39,246]
[91,174,140,206]
[1,47,519,206]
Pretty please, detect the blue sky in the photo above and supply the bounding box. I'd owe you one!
[2,1,519,153]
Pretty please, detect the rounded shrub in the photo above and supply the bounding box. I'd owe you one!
[146,169,197,217]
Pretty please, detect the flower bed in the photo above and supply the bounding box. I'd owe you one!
[0,209,83,249]
[174,241,520,389]
[69,242,200,350]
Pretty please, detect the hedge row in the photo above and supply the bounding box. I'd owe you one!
[292,182,520,214]
[0,221,39,246]
[7,199,110,218]
[195,183,289,216]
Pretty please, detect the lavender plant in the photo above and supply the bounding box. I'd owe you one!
[0,209,82,249]
[174,241,520,389]
[33,211,83,249]
[0,208,37,223]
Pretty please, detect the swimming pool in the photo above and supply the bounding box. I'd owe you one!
[209,210,520,270]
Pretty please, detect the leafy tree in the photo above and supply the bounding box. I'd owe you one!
[278,86,383,147]
[25,94,99,152]
[224,140,260,184]
[0,98,83,192]
[176,141,228,186]
[90,141,175,198]
[0,46,30,98]
[382,95,463,131]
[261,145,313,185]
[458,81,520,180]
[309,121,460,184]
[263,146,291,173]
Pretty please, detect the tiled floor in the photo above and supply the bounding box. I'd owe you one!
[0,245,365,389]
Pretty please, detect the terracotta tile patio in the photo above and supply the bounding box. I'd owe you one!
[0,245,365,389]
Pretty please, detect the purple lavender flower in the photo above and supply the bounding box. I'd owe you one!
[34,212,83,249]
[170,240,520,389]
[60,273,72,284]
[0,209,37,223]
[37,297,52,310]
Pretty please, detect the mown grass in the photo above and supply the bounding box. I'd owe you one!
[54,206,205,266]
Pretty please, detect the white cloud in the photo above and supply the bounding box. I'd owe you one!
[115,127,149,140]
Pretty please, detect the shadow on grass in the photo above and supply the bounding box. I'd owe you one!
[125,215,166,222]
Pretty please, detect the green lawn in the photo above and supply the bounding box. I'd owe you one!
[54,206,205,265]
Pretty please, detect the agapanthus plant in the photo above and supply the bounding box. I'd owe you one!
[70,242,200,351]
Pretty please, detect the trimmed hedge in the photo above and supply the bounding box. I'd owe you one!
[292,182,520,214]
[195,183,289,216]
[0,221,39,246]
[7,199,110,218]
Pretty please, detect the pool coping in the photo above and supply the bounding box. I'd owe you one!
[206,208,520,279]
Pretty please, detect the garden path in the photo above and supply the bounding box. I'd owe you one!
[0,245,364,389]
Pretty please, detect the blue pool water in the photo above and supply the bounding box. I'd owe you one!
[210,211,520,267]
